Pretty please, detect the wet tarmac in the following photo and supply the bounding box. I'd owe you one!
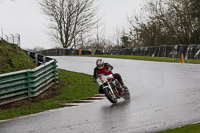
[0,56,200,133]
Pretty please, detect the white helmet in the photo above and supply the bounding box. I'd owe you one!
[96,58,104,69]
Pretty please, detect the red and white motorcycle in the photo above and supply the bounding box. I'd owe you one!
[97,74,130,103]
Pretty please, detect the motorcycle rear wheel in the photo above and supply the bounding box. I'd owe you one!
[104,87,118,103]
[122,87,131,100]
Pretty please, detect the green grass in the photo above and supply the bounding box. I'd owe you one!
[0,40,36,74]
[84,55,200,64]
[0,69,98,120]
[157,123,200,133]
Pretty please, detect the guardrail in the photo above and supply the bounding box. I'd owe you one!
[0,51,58,106]
[24,50,53,66]
[38,48,91,56]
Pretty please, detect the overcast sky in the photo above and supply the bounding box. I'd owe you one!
[0,0,145,49]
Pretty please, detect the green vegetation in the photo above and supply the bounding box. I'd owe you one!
[0,40,98,120]
[85,55,200,64]
[125,0,200,47]
[0,69,98,120]
[0,40,36,74]
[158,123,200,133]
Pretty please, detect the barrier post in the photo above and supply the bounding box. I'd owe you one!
[79,49,82,56]
[181,53,184,63]
[35,53,38,64]
[27,70,33,97]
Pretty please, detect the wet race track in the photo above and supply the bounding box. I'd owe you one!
[0,56,200,133]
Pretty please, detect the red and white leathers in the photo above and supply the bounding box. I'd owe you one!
[93,63,113,79]
[96,64,113,76]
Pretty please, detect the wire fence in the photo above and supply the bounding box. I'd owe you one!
[1,34,21,47]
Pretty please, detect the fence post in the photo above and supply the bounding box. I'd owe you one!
[43,56,46,63]
[53,59,58,83]
[5,35,8,41]
[10,34,14,44]
[16,33,20,47]
[27,70,32,97]
[28,51,30,57]
[35,53,38,65]
[1,28,3,39]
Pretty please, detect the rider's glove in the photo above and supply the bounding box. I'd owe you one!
[105,68,111,74]
[92,78,96,83]
[105,71,109,74]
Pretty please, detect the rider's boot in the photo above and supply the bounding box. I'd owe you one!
[99,86,104,94]
[118,88,124,95]
[116,80,125,95]
[119,80,127,90]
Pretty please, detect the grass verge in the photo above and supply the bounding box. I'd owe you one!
[157,123,200,133]
[84,55,200,64]
[0,69,98,120]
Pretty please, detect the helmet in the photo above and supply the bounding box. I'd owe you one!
[96,58,104,69]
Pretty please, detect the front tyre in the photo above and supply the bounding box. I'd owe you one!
[104,87,117,103]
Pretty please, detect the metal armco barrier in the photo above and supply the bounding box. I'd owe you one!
[24,50,53,66]
[95,44,200,59]
[38,48,91,56]
[0,51,58,106]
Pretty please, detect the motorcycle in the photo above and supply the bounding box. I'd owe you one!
[97,74,130,103]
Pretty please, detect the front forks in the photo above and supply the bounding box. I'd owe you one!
[103,83,116,97]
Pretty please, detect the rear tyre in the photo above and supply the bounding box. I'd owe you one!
[104,87,117,103]
[122,87,131,100]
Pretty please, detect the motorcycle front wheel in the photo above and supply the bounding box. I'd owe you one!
[104,87,118,103]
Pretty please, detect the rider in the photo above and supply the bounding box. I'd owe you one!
[93,58,127,94]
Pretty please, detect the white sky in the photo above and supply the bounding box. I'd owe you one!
[0,0,145,49]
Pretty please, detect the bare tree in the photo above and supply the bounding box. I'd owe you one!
[40,0,98,48]
[127,0,200,46]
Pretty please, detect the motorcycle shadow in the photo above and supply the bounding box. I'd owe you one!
[100,99,131,115]
[110,99,131,107]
